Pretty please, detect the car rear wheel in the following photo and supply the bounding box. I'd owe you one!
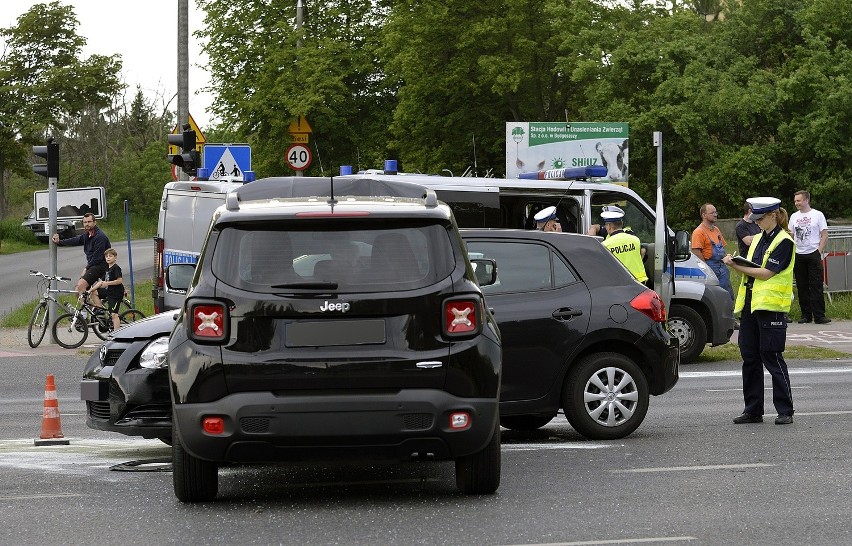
[455,417,501,494]
[668,303,707,364]
[562,352,649,440]
[500,414,553,431]
[173,428,218,502]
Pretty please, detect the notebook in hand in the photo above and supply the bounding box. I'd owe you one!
[732,255,760,268]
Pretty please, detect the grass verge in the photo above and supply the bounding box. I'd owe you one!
[697,342,850,363]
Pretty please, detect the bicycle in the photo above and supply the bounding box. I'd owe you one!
[27,270,79,348]
[51,289,146,349]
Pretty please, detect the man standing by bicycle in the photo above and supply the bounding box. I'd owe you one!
[52,212,111,300]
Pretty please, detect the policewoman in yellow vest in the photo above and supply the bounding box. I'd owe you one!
[723,197,796,425]
[601,206,648,284]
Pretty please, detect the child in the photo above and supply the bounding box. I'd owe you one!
[88,248,124,331]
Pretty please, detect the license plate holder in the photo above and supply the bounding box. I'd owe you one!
[286,320,386,347]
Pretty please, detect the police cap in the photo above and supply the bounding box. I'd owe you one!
[601,205,625,222]
[747,197,781,221]
[534,206,558,224]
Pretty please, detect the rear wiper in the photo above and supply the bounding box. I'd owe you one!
[270,282,339,290]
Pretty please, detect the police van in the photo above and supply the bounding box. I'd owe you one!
[342,166,735,363]
[153,178,249,313]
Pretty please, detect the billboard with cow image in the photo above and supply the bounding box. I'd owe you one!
[505,122,628,183]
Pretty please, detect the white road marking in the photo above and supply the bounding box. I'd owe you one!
[611,463,773,474]
[503,442,615,452]
[509,537,696,545]
[681,366,852,378]
[0,493,84,501]
[707,386,811,392]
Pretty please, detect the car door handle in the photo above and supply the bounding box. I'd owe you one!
[552,308,583,319]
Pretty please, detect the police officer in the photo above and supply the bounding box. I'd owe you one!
[601,206,648,284]
[723,197,796,425]
[533,206,562,232]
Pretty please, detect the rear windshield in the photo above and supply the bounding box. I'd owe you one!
[211,222,456,292]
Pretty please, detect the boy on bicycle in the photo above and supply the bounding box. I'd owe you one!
[88,248,124,331]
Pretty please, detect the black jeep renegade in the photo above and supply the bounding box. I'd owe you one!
[168,177,502,502]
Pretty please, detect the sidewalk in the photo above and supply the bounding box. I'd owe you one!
[0,327,98,357]
[731,319,852,354]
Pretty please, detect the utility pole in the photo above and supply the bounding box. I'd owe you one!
[294,0,306,177]
[177,0,189,181]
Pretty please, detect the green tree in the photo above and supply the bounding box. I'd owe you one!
[0,1,121,217]
[198,0,394,176]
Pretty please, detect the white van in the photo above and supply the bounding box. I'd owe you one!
[153,179,246,313]
[341,170,735,364]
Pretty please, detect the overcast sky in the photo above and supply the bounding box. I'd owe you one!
[1,1,215,128]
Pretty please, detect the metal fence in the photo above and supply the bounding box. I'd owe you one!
[822,226,852,300]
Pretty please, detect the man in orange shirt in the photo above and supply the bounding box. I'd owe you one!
[692,203,734,300]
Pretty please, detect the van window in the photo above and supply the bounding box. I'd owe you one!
[210,223,455,293]
[590,191,654,243]
[434,190,501,227]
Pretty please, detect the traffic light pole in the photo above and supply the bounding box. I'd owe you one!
[48,174,59,344]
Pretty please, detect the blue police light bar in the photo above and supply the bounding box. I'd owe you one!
[518,165,609,180]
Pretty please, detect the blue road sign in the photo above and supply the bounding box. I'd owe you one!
[203,144,251,180]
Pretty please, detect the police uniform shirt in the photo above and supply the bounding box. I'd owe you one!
[743,224,793,310]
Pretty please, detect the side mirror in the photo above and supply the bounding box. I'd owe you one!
[470,258,497,286]
[165,263,196,292]
[673,230,691,261]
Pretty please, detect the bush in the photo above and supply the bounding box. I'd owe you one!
[0,217,37,245]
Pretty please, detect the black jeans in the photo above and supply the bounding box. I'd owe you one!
[793,250,825,320]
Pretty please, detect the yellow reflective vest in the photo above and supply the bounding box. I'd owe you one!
[603,231,648,283]
[734,229,795,313]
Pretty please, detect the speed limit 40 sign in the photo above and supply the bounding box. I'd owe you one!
[286,143,312,171]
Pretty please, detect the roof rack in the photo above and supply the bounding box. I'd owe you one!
[224,176,438,211]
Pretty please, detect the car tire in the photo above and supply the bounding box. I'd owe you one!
[173,428,218,502]
[500,414,553,431]
[455,417,501,495]
[562,352,649,440]
[668,303,707,364]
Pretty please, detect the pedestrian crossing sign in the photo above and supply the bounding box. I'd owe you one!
[202,144,252,181]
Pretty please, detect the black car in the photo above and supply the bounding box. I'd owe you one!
[21,210,80,243]
[83,225,676,443]
[81,310,177,444]
[462,229,678,439]
[169,177,501,502]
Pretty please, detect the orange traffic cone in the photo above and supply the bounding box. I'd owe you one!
[34,374,70,446]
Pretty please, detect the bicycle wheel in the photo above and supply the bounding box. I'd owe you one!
[91,312,111,341]
[27,301,49,348]
[119,309,146,324]
[52,312,88,349]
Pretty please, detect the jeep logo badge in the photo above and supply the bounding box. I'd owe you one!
[319,300,350,312]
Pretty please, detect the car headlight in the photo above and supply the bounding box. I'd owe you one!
[139,336,170,369]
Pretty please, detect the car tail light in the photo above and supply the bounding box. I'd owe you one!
[630,290,667,322]
[202,416,225,434]
[444,299,479,336]
[449,412,471,430]
[187,300,229,343]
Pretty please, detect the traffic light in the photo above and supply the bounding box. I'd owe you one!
[33,138,59,180]
[168,123,200,176]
